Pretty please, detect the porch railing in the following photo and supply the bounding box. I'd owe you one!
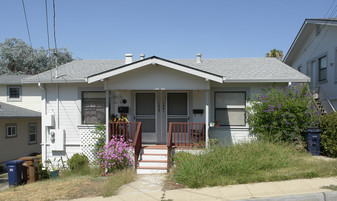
[167,122,206,148]
[109,122,142,168]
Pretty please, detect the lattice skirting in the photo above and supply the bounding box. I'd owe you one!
[80,126,100,162]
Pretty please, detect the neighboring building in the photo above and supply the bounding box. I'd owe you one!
[22,54,309,170]
[0,75,41,163]
[284,18,337,113]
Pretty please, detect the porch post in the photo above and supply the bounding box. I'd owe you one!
[205,90,210,148]
[105,90,109,144]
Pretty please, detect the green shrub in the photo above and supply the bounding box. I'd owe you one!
[247,84,319,143]
[36,154,50,180]
[92,124,106,158]
[320,112,337,157]
[68,154,89,171]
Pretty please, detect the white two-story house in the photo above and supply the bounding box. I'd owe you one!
[284,18,337,113]
[0,75,41,163]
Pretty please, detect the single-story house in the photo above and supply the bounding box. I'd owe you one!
[0,75,41,164]
[22,54,309,173]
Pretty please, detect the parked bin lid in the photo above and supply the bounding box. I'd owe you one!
[18,156,40,161]
[307,128,321,132]
[5,160,24,166]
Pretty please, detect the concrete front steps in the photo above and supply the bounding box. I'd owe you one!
[136,145,170,174]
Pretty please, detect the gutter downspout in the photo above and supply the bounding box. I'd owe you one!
[38,83,48,165]
[56,84,60,129]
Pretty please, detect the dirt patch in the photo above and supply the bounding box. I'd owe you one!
[162,181,186,191]
[0,177,107,201]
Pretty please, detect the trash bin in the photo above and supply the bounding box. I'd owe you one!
[306,128,321,156]
[18,156,40,184]
[5,160,24,186]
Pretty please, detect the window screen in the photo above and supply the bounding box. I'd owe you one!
[215,92,246,126]
[82,92,106,124]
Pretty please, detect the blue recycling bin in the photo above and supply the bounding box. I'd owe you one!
[306,128,321,156]
[5,160,24,186]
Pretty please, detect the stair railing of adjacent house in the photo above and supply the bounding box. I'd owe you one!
[109,122,142,168]
[167,122,206,148]
[318,87,336,113]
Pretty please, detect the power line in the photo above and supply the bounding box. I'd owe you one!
[323,0,336,18]
[53,0,58,51]
[45,0,53,82]
[45,0,51,57]
[53,0,59,77]
[21,0,32,46]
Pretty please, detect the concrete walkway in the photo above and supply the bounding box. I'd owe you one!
[72,175,337,201]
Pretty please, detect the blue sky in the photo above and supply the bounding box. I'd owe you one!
[0,0,335,60]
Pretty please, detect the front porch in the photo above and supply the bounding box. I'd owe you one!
[108,121,206,173]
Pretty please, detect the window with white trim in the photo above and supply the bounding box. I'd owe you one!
[215,92,246,126]
[28,123,37,144]
[82,91,106,124]
[6,124,17,138]
[7,86,22,101]
[319,56,327,81]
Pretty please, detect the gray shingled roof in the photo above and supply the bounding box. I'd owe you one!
[22,56,309,83]
[0,75,32,84]
[0,102,41,118]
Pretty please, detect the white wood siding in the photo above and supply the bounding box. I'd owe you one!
[0,118,41,163]
[43,83,104,160]
[289,25,337,108]
[106,64,210,90]
[0,84,41,112]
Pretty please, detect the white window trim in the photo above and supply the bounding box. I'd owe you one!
[28,123,37,144]
[214,91,246,126]
[318,55,328,82]
[81,91,106,125]
[7,85,22,102]
[6,123,17,138]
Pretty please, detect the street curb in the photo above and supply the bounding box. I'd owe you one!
[236,191,337,201]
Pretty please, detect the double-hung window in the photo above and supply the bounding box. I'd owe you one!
[28,123,37,144]
[215,92,246,126]
[319,56,327,81]
[82,92,106,124]
[7,86,22,101]
[6,124,17,138]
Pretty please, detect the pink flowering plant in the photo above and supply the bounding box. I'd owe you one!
[96,136,133,171]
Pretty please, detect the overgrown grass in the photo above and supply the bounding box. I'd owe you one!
[172,141,337,188]
[0,168,136,201]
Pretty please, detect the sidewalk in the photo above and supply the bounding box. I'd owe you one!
[72,175,337,201]
[0,173,8,192]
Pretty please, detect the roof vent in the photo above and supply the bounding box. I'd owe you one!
[196,53,202,63]
[140,54,145,60]
[125,54,133,64]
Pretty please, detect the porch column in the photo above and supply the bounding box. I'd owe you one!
[205,90,210,148]
[105,90,109,144]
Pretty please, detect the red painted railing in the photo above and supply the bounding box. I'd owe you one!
[109,122,142,168]
[167,122,206,147]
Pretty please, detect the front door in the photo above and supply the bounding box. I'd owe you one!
[135,92,157,143]
[134,91,189,144]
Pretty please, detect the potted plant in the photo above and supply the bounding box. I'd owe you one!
[45,158,60,179]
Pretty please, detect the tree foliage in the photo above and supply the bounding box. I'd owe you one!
[320,112,337,157]
[266,48,284,60]
[0,38,73,75]
[247,84,319,143]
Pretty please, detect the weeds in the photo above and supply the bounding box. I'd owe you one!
[172,141,337,188]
